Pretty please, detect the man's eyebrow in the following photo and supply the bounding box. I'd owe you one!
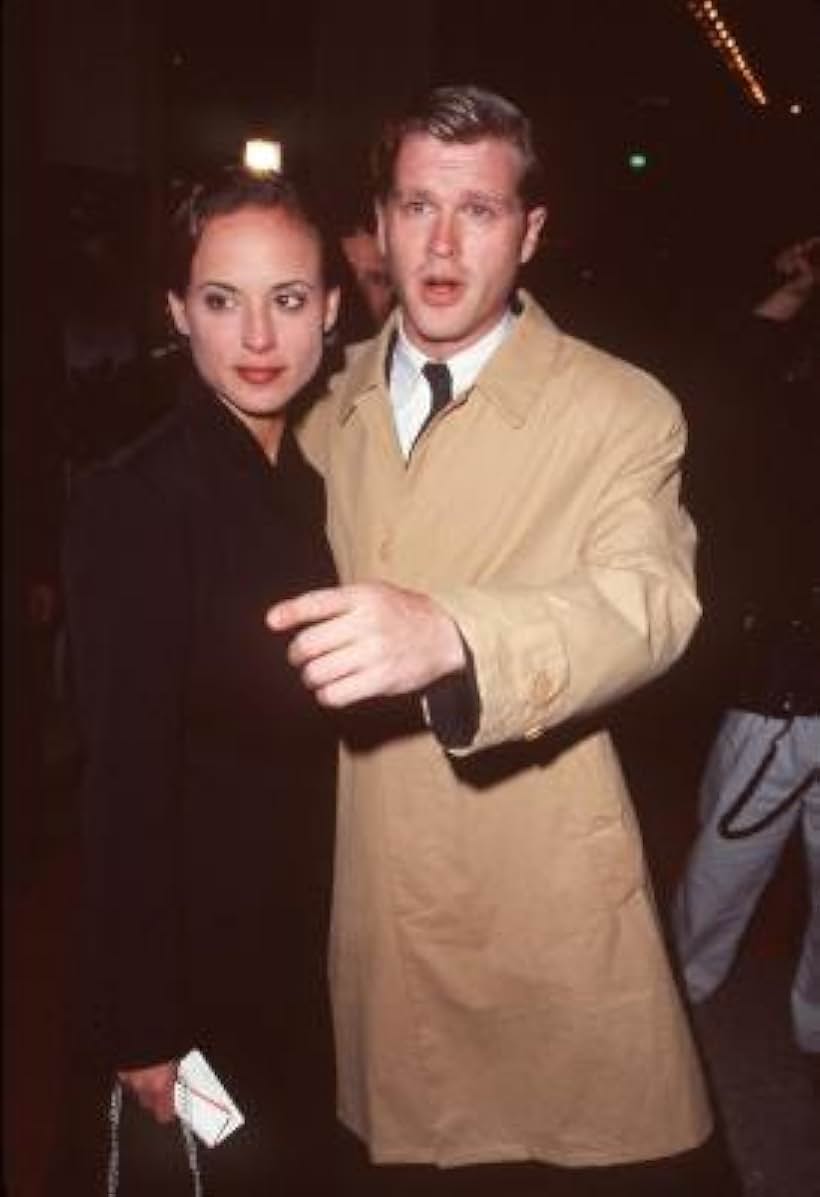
[393,186,514,208]
[461,189,511,206]
[394,186,434,200]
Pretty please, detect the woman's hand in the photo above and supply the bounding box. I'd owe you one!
[117,1060,178,1124]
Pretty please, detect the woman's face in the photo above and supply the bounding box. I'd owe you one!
[169,204,339,453]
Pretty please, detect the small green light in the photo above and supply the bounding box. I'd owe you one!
[628,151,649,171]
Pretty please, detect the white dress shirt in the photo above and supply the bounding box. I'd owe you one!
[388,309,516,458]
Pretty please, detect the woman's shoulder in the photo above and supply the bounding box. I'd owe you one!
[65,406,203,559]
[72,400,196,505]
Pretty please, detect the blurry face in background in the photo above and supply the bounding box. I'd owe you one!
[377,133,546,359]
[169,205,339,458]
[340,227,394,326]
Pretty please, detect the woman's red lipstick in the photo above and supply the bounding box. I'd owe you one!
[235,367,284,385]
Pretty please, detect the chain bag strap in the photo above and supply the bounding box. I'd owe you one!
[106,1080,203,1197]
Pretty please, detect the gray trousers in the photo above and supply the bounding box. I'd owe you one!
[672,711,820,1052]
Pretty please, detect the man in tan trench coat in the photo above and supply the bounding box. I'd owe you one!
[269,86,740,1195]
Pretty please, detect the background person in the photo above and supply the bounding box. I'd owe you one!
[672,234,820,1067]
[57,168,341,1195]
[333,188,396,345]
[340,221,394,328]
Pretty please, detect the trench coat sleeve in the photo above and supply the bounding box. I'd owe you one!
[431,392,700,753]
[63,467,191,1068]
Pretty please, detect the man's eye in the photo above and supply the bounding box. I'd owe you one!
[403,200,430,216]
[204,292,235,312]
[465,202,494,220]
[275,291,308,312]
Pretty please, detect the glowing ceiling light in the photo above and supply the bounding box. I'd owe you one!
[685,0,769,107]
[243,139,282,174]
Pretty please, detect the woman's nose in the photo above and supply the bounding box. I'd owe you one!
[241,305,276,352]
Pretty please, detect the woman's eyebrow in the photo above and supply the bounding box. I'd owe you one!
[271,279,315,291]
[193,279,317,292]
[195,280,238,292]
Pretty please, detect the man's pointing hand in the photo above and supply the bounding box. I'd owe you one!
[266,582,466,707]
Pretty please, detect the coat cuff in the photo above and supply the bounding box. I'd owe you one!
[422,635,481,748]
[428,586,569,753]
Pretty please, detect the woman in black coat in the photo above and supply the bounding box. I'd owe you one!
[60,169,342,1195]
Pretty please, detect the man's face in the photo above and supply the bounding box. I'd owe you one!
[377,133,546,358]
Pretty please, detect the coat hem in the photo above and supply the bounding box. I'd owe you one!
[339,1113,715,1170]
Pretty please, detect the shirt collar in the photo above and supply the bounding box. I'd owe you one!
[393,308,516,400]
[336,292,559,426]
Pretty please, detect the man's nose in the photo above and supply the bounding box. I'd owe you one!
[428,212,458,258]
[241,304,276,352]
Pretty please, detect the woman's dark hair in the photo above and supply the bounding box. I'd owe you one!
[371,85,546,210]
[165,166,343,297]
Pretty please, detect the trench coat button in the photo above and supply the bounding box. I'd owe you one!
[524,725,543,741]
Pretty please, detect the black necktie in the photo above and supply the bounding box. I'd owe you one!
[414,361,452,448]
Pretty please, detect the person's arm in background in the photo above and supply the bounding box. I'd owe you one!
[753,235,820,323]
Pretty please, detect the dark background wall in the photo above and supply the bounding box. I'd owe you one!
[3,0,819,580]
[6,1,819,371]
[6,0,820,349]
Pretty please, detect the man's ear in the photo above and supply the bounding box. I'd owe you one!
[167,291,190,337]
[323,286,341,334]
[520,206,548,265]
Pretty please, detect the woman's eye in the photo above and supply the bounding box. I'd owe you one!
[203,291,235,312]
[275,291,308,312]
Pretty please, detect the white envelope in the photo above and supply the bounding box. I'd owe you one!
[174,1048,245,1148]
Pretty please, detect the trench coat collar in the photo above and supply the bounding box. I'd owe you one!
[335,290,561,428]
